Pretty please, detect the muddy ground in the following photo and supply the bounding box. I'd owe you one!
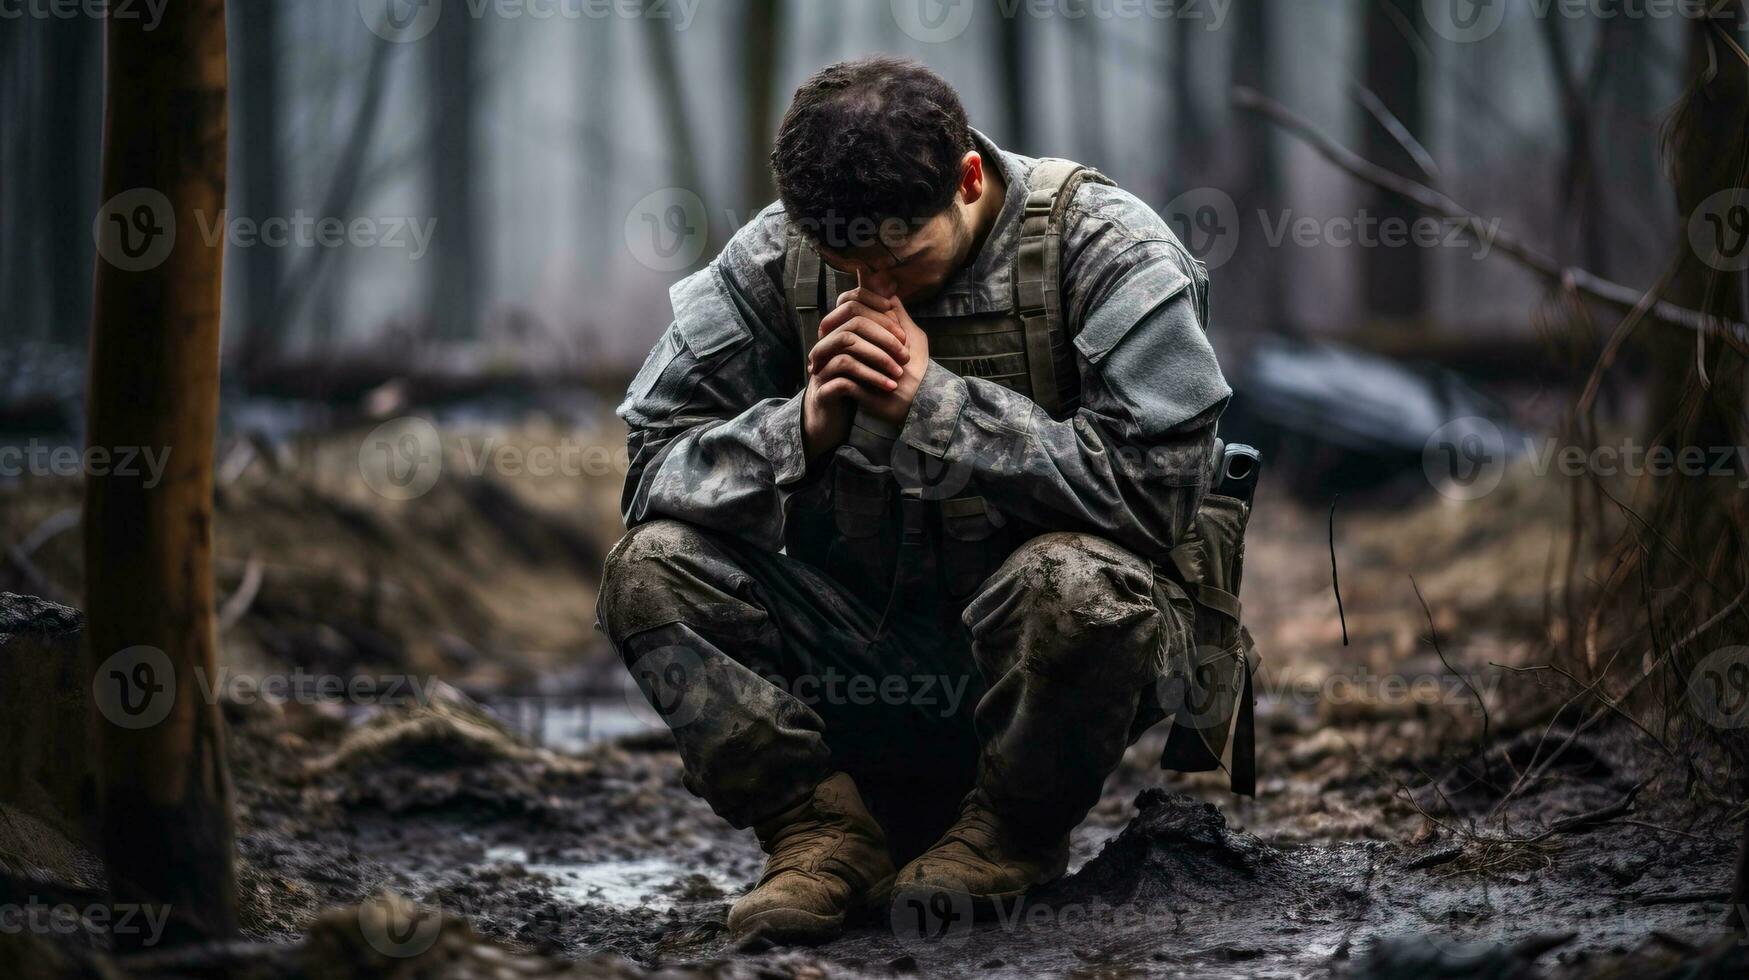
[2,421,1746,978]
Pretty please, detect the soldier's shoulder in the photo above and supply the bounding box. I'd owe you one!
[1062,179,1171,247]
[713,200,793,313]
[1058,177,1201,283]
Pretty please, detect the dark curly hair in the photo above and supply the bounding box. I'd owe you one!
[772,57,974,250]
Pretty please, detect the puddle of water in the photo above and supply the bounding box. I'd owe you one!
[482,850,733,910]
[483,694,664,754]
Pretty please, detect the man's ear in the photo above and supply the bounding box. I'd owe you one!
[958,151,985,206]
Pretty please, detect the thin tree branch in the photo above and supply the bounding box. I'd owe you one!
[1232,86,1749,349]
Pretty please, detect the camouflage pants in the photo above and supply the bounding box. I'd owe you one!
[596,519,1190,857]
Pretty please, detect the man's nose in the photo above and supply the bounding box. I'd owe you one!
[859,269,898,297]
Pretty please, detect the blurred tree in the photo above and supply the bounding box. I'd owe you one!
[643,0,712,261]
[231,0,283,373]
[1069,13,1107,165]
[581,20,616,275]
[1538,13,1608,275]
[1170,13,1208,189]
[743,0,783,210]
[85,0,237,948]
[279,35,398,354]
[1362,0,1425,321]
[1229,0,1283,327]
[996,5,1031,153]
[427,9,483,340]
[39,17,101,347]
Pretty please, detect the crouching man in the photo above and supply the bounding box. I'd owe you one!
[597,56,1232,944]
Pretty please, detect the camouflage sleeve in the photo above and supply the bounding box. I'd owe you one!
[617,206,808,550]
[895,195,1232,556]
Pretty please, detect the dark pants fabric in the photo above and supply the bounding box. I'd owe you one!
[596,519,1188,861]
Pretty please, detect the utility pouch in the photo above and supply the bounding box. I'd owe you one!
[1158,444,1262,796]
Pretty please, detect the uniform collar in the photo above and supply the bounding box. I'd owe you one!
[905,129,1034,320]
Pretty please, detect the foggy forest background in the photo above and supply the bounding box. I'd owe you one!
[0,0,1692,395]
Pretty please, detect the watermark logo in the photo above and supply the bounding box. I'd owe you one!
[358,893,445,958]
[1688,187,1749,273]
[93,188,176,272]
[1690,646,1749,730]
[359,417,444,500]
[1156,643,1245,729]
[1423,416,1507,501]
[1164,188,1240,270]
[360,0,443,43]
[890,879,975,950]
[622,643,709,729]
[891,0,977,42]
[93,645,176,730]
[625,188,710,272]
[1422,0,1507,43]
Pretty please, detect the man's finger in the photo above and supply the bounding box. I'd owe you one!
[819,352,899,391]
[810,332,904,379]
[836,285,893,312]
[820,300,902,341]
[816,376,882,403]
[827,317,907,362]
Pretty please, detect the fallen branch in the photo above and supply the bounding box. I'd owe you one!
[1232,86,1749,349]
[1524,782,1642,843]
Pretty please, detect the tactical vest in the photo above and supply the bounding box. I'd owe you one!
[783,158,1107,419]
[781,159,1259,796]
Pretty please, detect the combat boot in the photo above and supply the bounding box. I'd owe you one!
[894,790,1069,908]
[726,772,896,944]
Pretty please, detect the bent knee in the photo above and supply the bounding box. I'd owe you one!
[967,533,1160,662]
[1006,533,1153,617]
[599,520,772,649]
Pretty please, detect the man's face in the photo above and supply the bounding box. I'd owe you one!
[815,206,973,305]
[812,151,991,305]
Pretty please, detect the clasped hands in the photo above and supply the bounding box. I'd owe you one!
[800,286,929,462]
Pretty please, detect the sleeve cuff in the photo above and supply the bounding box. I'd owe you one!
[765,392,811,487]
[847,411,900,466]
[899,359,969,458]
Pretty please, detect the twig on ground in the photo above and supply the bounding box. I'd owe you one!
[1330,496,1348,646]
[1523,782,1643,843]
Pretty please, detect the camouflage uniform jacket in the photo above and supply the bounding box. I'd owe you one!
[617,131,1232,591]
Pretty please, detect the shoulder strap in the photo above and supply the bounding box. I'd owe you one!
[1014,158,1114,417]
[782,230,852,383]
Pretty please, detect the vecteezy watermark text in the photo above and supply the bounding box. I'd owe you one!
[0,0,167,28]
[0,898,171,948]
[0,441,170,487]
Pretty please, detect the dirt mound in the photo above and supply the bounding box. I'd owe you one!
[303,693,593,815]
[1047,790,1282,908]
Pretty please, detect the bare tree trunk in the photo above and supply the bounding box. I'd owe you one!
[1228,0,1282,326]
[997,6,1031,153]
[742,0,782,211]
[1362,0,1425,321]
[1170,15,1208,188]
[39,16,102,347]
[85,0,236,948]
[1538,13,1609,276]
[643,3,711,259]
[1068,14,1106,164]
[427,10,482,340]
[231,0,282,374]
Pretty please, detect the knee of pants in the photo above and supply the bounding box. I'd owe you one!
[964,532,1162,677]
[596,519,765,650]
